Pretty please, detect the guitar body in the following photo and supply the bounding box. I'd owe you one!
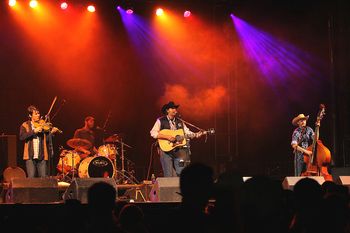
[158,129,186,152]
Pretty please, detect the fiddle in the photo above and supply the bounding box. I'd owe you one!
[33,119,62,134]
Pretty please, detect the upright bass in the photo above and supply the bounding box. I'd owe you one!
[302,104,332,179]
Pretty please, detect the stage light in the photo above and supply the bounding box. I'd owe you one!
[60,2,68,10]
[87,5,95,12]
[116,5,121,10]
[8,0,16,7]
[29,0,38,8]
[126,8,133,14]
[156,8,164,16]
[184,10,191,18]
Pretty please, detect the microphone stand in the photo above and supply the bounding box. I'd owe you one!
[45,96,57,178]
[177,117,205,131]
[177,116,209,142]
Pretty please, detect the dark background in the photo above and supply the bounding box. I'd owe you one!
[0,0,349,181]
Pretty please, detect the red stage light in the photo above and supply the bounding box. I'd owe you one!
[184,10,191,18]
[61,2,68,10]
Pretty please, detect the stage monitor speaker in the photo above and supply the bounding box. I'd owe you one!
[62,178,117,204]
[337,176,350,191]
[243,177,252,182]
[150,177,181,202]
[282,176,325,190]
[7,178,59,203]
[0,135,17,179]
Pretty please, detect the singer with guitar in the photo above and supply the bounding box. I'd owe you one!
[290,113,319,176]
[150,101,207,177]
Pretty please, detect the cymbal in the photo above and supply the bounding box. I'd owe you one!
[104,134,120,143]
[67,138,92,149]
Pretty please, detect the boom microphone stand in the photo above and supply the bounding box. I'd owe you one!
[45,96,57,177]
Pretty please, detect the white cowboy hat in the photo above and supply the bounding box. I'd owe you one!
[292,114,309,126]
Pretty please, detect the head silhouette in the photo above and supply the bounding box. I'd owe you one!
[88,181,116,214]
[180,162,214,208]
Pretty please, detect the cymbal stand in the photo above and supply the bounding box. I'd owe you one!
[58,150,71,182]
[116,138,139,184]
[58,150,76,183]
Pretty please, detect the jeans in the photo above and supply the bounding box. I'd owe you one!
[26,159,47,178]
[159,148,190,177]
[294,153,306,176]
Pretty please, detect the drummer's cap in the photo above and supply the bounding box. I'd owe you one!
[85,116,95,122]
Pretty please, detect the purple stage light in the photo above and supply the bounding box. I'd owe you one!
[126,8,133,14]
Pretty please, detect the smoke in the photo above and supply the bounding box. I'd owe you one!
[159,84,227,120]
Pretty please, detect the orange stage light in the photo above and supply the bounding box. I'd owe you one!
[87,5,95,12]
[156,8,164,16]
[8,0,16,7]
[29,0,38,8]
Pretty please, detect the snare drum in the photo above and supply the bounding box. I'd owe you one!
[78,156,115,178]
[57,150,81,173]
[98,144,118,159]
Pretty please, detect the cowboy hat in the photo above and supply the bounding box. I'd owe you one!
[292,114,309,126]
[161,101,179,114]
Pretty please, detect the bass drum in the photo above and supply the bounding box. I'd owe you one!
[78,156,115,178]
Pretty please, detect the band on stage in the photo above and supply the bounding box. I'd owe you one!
[19,101,331,183]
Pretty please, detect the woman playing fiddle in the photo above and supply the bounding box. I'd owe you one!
[19,105,60,178]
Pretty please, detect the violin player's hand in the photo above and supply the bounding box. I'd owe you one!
[51,127,59,134]
[34,127,43,133]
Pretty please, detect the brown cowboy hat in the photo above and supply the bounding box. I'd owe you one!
[292,114,309,126]
[161,101,179,114]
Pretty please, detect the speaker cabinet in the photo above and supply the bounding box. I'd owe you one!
[282,176,325,190]
[63,178,117,204]
[243,177,252,182]
[336,176,350,191]
[149,177,181,202]
[0,135,17,179]
[7,178,59,203]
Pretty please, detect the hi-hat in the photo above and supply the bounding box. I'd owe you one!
[67,138,92,149]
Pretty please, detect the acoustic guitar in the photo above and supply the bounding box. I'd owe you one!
[158,128,215,152]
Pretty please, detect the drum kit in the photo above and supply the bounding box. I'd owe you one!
[57,134,138,184]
